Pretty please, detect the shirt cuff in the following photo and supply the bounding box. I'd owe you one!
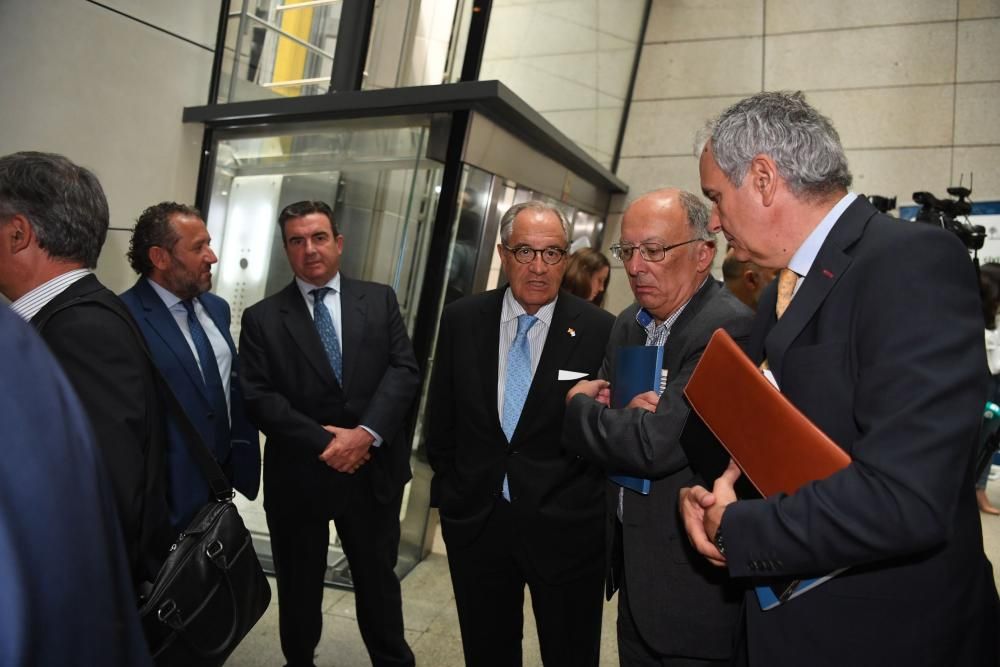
[360,425,383,448]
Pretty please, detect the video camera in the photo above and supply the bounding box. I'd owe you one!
[912,185,985,251]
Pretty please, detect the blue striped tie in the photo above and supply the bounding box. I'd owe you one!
[500,314,537,501]
[311,287,343,384]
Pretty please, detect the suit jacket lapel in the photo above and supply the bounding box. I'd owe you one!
[765,198,874,383]
[134,279,209,401]
[478,290,504,432]
[339,276,366,391]
[278,281,340,389]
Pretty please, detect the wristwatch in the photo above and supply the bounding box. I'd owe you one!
[714,524,726,556]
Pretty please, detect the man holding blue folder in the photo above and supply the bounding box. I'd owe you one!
[564,188,753,666]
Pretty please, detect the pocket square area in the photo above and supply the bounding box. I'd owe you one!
[558,370,589,381]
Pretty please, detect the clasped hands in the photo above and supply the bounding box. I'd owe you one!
[679,460,742,567]
[318,425,373,474]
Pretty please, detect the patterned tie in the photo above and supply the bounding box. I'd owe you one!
[181,299,230,458]
[761,269,800,372]
[311,287,343,384]
[500,314,537,501]
[775,268,799,319]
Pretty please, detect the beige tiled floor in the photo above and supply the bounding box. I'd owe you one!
[229,482,1000,666]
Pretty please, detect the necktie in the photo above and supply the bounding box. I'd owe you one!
[761,269,800,373]
[500,314,537,501]
[311,287,343,384]
[182,299,230,458]
[775,268,799,319]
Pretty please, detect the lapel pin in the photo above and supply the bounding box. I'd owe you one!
[567,327,576,337]
[822,268,834,279]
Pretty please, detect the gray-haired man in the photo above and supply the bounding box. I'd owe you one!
[564,188,753,666]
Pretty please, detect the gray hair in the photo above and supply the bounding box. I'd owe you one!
[678,190,713,241]
[0,151,109,268]
[499,200,571,246]
[699,91,852,199]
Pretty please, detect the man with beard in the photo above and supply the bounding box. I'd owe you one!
[121,202,261,529]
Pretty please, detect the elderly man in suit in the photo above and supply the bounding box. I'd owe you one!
[0,151,172,587]
[427,201,615,667]
[563,189,752,666]
[682,91,999,665]
[239,200,420,667]
[120,202,261,530]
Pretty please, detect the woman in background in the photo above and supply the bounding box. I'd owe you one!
[562,248,610,307]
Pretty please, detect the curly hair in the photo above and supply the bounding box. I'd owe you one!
[127,202,201,276]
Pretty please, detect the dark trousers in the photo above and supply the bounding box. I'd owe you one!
[266,483,414,667]
[445,499,604,667]
[617,548,731,667]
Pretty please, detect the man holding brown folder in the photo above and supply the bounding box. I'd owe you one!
[564,188,753,666]
[681,91,999,666]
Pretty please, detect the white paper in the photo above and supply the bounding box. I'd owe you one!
[558,370,589,381]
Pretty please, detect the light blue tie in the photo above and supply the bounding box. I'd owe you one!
[311,287,343,384]
[500,314,537,501]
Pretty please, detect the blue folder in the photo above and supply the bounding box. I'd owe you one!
[608,345,665,495]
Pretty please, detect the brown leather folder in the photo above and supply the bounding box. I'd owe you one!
[683,328,850,497]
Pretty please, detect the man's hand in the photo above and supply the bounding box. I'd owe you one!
[318,425,373,473]
[680,460,742,567]
[626,390,659,413]
[566,379,610,406]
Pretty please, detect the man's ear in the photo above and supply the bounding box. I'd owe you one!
[743,269,759,289]
[748,154,778,207]
[148,245,171,272]
[5,214,34,254]
[697,239,716,272]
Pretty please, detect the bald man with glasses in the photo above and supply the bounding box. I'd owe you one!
[563,188,753,666]
[427,201,615,666]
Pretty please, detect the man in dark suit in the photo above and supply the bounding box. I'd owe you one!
[0,306,153,666]
[240,200,419,667]
[682,91,999,665]
[563,189,752,666]
[120,202,261,530]
[427,201,615,666]
[0,150,172,587]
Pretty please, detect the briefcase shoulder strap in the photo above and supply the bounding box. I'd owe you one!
[38,294,233,499]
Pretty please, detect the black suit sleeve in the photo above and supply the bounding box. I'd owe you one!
[39,303,152,554]
[358,286,421,444]
[239,306,331,454]
[565,304,752,479]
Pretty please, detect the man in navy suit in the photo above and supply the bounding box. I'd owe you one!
[0,306,153,666]
[121,202,261,529]
[681,91,998,665]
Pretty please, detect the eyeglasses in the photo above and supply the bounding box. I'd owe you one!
[502,245,568,265]
[610,239,702,262]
